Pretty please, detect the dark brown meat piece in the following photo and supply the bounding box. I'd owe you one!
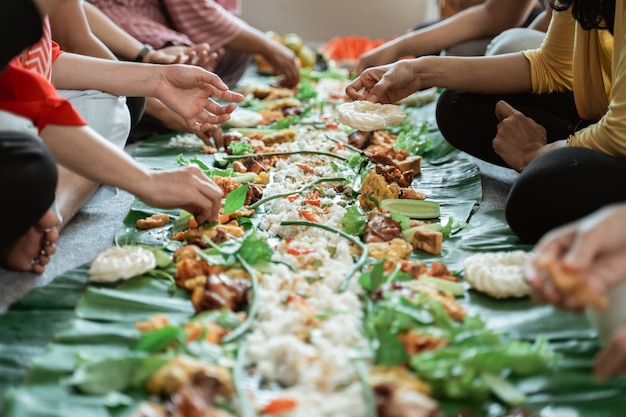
[244,184,264,206]
[374,165,415,188]
[364,213,403,243]
[374,382,440,417]
[192,273,251,313]
[241,156,268,174]
[368,153,399,169]
[165,371,221,417]
[222,131,245,151]
[348,130,373,149]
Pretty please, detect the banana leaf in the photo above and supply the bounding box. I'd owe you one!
[2,386,140,417]
[76,276,193,323]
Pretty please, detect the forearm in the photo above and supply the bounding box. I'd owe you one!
[51,53,160,96]
[416,54,533,94]
[223,22,271,55]
[82,2,146,61]
[398,0,536,57]
[49,0,116,60]
[41,124,152,193]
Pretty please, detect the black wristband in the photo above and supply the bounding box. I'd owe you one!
[134,44,154,62]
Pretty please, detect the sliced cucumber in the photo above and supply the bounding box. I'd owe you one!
[233,172,257,184]
[214,152,229,168]
[151,248,173,269]
[417,275,465,296]
[481,372,527,407]
[380,199,440,219]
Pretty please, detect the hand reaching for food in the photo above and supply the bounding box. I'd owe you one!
[346,60,422,104]
[525,203,626,311]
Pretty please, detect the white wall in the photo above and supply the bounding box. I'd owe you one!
[239,0,440,43]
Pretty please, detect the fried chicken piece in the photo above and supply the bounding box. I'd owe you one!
[212,176,241,196]
[166,372,235,417]
[369,366,431,395]
[147,356,233,397]
[136,213,170,230]
[358,169,400,211]
[374,383,440,417]
[191,272,251,313]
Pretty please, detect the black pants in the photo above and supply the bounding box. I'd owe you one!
[436,89,626,243]
[0,131,57,251]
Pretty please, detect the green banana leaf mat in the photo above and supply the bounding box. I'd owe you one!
[1,100,625,417]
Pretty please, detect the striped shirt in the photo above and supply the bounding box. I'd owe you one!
[88,0,243,52]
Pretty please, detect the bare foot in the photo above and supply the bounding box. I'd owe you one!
[0,209,60,274]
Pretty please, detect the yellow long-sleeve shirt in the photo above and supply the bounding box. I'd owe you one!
[523,0,626,156]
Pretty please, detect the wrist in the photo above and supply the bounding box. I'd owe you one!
[134,44,154,63]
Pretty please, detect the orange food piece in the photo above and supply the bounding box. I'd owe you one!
[297,209,318,223]
[546,262,608,310]
[263,397,298,414]
[296,163,315,173]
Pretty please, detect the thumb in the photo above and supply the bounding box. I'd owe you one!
[494,100,516,122]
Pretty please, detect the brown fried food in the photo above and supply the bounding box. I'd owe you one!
[412,228,443,256]
[374,382,440,417]
[398,330,448,356]
[191,272,251,313]
[136,213,170,230]
[364,213,403,243]
[212,176,241,196]
[546,262,608,310]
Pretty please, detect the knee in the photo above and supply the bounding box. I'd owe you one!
[485,28,546,56]
[0,131,57,242]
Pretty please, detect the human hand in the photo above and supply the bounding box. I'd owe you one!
[594,320,626,382]
[152,99,224,149]
[346,60,422,104]
[525,203,626,311]
[155,65,244,133]
[136,165,223,222]
[262,40,300,88]
[357,43,400,74]
[492,100,547,172]
[146,43,218,68]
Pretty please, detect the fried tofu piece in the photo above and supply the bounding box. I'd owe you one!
[411,228,443,256]
[397,155,422,175]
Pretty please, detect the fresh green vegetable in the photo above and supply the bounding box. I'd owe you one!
[329,153,372,193]
[223,184,249,214]
[386,120,433,156]
[177,154,234,175]
[233,172,257,184]
[295,80,318,101]
[380,199,440,219]
[416,275,465,296]
[341,205,367,236]
[481,372,527,407]
[229,141,255,155]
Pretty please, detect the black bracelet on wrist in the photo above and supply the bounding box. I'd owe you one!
[134,44,154,62]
